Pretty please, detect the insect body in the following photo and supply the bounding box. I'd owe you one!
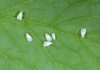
[17,11,23,20]
[80,28,87,38]
[43,41,53,47]
[45,33,52,42]
[51,33,56,40]
[26,33,33,42]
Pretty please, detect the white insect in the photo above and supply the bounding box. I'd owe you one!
[17,11,23,20]
[51,33,56,40]
[26,33,33,42]
[45,33,52,42]
[80,28,87,38]
[43,41,53,47]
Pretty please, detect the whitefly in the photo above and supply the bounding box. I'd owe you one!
[43,41,52,47]
[51,33,56,40]
[45,33,52,42]
[80,28,87,38]
[17,11,23,20]
[26,33,33,42]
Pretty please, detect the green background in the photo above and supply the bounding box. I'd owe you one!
[0,0,100,70]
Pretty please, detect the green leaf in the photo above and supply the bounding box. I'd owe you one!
[0,0,100,70]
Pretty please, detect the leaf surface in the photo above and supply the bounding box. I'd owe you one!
[0,0,100,70]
